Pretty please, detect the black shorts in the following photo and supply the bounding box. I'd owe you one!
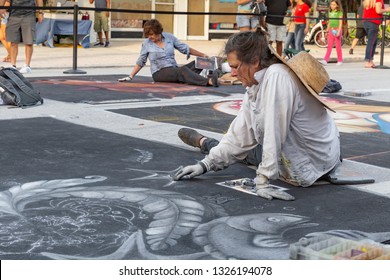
[355,27,367,39]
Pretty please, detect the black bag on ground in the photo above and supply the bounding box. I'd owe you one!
[322,79,342,93]
[0,67,43,107]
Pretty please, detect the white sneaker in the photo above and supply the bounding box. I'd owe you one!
[319,60,327,65]
[336,62,343,66]
[19,65,32,74]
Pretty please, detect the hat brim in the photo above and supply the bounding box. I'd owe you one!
[268,45,335,112]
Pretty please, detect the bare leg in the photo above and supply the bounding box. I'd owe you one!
[276,41,283,56]
[25,44,33,66]
[0,24,11,61]
[10,42,18,66]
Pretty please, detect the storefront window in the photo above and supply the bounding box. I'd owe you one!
[111,0,151,29]
[209,0,237,31]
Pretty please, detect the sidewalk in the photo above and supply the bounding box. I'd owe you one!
[2,39,389,77]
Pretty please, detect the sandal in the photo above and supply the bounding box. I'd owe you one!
[2,55,10,62]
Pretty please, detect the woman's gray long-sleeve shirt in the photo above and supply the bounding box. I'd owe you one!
[202,63,340,187]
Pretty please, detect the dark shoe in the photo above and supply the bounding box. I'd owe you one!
[94,42,104,47]
[104,41,110,47]
[349,48,353,55]
[211,70,220,87]
[178,128,205,148]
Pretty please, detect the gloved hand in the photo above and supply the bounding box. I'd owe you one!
[255,174,295,201]
[172,164,205,181]
[118,76,132,82]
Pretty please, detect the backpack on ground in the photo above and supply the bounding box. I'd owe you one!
[322,79,342,93]
[0,67,43,107]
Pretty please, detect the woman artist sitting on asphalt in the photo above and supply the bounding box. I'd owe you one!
[118,19,219,87]
[173,27,341,201]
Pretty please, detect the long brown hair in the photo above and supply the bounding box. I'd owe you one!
[329,0,343,12]
[224,27,280,69]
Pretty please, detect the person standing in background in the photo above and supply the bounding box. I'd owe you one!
[293,0,311,52]
[236,0,260,31]
[89,0,111,47]
[362,0,390,68]
[320,0,343,65]
[283,1,296,58]
[349,3,366,55]
[264,0,291,56]
[0,0,11,62]
[0,0,44,74]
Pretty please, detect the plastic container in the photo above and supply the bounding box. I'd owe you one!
[290,234,390,260]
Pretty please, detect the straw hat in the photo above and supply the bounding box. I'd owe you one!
[269,46,334,112]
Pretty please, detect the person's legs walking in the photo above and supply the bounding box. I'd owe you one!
[101,12,110,47]
[24,44,33,66]
[323,31,335,62]
[363,21,379,67]
[18,15,35,73]
[284,32,294,49]
[275,25,286,56]
[9,42,18,67]
[294,24,305,52]
[349,27,366,54]
[104,31,109,47]
[335,32,343,63]
[349,38,359,54]
[0,22,11,62]
[5,16,22,67]
[94,12,104,46]
[363,21,379,68]
[364,22,374,61]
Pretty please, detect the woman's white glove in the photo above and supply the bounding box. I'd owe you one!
[118,76,132,82]
[255,174,295,201]
[172,163,206,181]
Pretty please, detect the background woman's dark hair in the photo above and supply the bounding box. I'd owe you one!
[143,19,164,37]
[224,28,280,69]
[303,0,312,8]
[329,0,343,12]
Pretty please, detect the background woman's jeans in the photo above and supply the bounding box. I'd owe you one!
[294,24,306,52]
[284,32,295,54]
[363,21,379,61]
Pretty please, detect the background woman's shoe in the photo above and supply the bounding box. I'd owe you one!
[211,70,220,87]
[178,128,204,148]
[349,48,353,55]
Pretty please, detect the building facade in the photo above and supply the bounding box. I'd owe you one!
[47,0,389,41]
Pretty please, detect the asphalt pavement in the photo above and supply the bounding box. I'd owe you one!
[1,39,390,260]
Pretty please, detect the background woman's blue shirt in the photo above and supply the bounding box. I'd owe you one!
[136,32,190,74]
